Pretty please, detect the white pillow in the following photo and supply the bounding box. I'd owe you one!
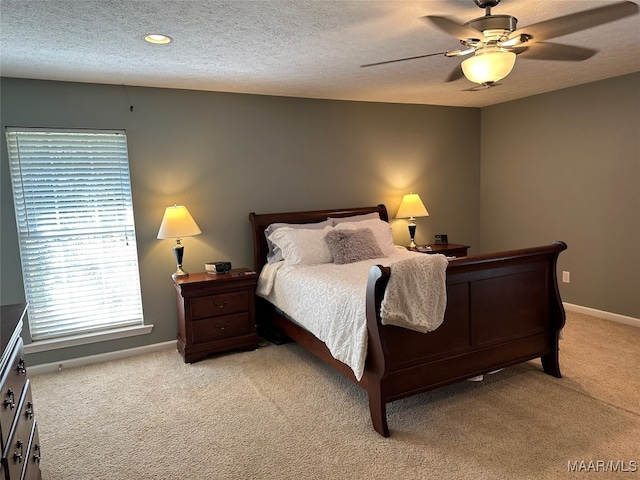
[335,218,395,256]
[330,212,380,225]
[265,219,332,263]
[268,226,334,266]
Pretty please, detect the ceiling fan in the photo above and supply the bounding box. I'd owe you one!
[361,0,639,87]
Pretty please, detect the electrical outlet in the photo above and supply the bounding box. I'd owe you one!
[562,271,570,283]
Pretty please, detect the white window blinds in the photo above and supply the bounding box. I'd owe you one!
[5,128,144,341]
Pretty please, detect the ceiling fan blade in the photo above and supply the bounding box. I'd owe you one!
[515,42,598,62]
[445,47,476,57]
[509,1,639,43]
[423,15,483,42]
[445,64,465,83]
[360,51,447,68]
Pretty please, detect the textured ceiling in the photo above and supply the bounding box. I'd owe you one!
[1,0,639,108]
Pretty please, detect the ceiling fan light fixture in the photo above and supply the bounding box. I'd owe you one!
[501,34,530,48]
[461,48,516,84]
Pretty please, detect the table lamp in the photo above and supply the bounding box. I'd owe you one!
[396,193,429,248]
[157,204,202,278]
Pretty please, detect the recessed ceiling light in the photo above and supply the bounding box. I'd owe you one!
[144,34,172,45]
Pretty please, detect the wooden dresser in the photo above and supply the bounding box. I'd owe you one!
[0,304,42,480]
[173,269,259,363]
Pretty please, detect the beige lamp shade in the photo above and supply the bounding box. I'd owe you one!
[396,193,429,219]
[157,205,202,239]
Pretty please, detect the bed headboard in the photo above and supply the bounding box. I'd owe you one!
[248,204,388,272]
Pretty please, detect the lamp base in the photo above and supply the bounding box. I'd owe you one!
[408,221,417,248]
[172,266,189,279]
[171,243,188,278]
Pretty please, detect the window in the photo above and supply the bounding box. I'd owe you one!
[5,128,144,341]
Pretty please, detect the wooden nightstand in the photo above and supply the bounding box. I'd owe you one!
[409,243,470,257]
[173,268,259,363]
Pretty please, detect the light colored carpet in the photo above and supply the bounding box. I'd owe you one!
[31,312,639,479]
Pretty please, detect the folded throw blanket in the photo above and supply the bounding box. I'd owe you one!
[380,254,448,333]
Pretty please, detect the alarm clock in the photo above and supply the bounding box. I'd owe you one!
[205,261,232,274]
[435,234,449,245]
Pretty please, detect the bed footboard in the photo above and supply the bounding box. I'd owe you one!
[365,241,567,437]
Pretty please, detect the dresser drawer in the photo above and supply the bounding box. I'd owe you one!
[21,421,41,480]
[191,313,253,343]
[0,338,27,452]
[2,380,35,480]
[190,291,249,320]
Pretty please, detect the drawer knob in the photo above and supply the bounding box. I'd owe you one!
[4,389,15,410]
[215,321,230,330]
[16,357,26,375]
[25,401,34,419]
[13,440,24,464]
[213,299,229,309]
[33,443,41,463]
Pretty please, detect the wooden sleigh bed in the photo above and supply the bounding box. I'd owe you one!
[249,204,567,437]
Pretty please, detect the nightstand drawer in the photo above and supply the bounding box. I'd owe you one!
[190,291,249,319]
[191,313,253,343]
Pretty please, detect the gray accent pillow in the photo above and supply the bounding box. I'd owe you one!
[265,219,332,263]
[324,228,385,264]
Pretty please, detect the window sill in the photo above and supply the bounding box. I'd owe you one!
[24,324,154,354]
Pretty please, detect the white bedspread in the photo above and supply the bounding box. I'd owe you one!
[257,247,428,380]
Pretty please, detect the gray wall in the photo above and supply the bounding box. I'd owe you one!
[3,73,637,366]
[481,73,640,318]
[0,77,480,366]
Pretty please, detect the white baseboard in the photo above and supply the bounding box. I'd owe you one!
[24,324,154,354]
[27,340,177,376]
[564,302,640,328]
